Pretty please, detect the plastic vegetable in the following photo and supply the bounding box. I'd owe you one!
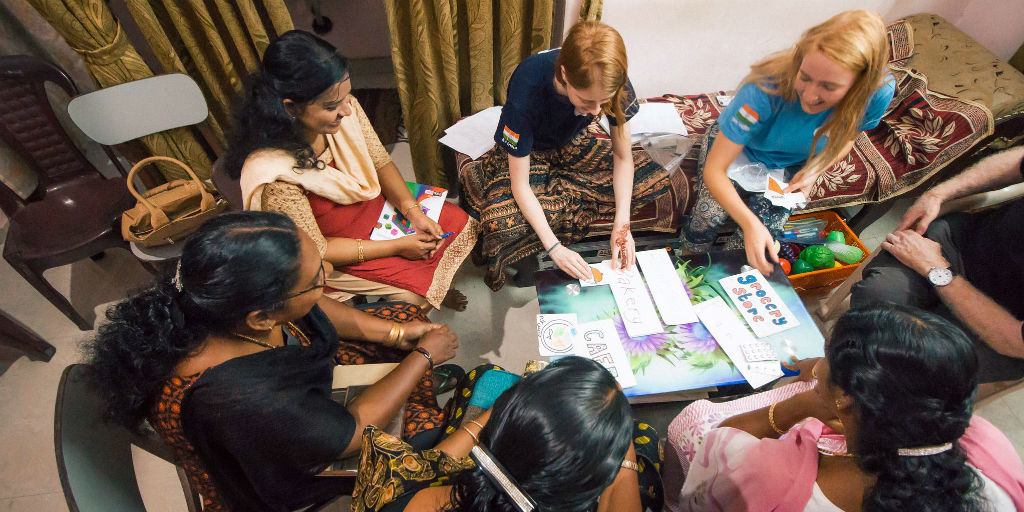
[799,245,835,270]
[825,241,865,264]
[833,261,843,268]
[792,259,814,274]
[826,230,846,244]
[779,242,799,262]
[780,258,792,275]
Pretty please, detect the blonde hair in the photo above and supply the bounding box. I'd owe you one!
[743,10,890,171]
[555,21,629,125]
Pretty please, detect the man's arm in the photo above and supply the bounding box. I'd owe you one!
[882,231,1024,359]
[900,146,1024,233]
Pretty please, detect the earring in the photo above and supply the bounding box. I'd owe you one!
[834,399,842,411]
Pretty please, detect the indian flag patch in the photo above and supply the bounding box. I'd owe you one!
[734,104,759,130]
[501,125,520,148]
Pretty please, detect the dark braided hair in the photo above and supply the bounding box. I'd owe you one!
[85,211,302,432]
[223,30,349,179]
[447,356,633,512]
[828,305,986,512]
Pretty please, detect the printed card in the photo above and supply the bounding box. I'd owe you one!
[579,261,613,287]
[607,266,664,338]
[635,249,698,325]
[717,269,799,337]
[694,297,782,388]
[536,314,578,356]
[573,319,637,388]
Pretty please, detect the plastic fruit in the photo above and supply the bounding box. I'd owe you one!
[826,230,846,244]
[825,241,865,264]
[779,242,798,262]
[780,258,792,275]
[792,259,814,274]
[833,261,843,268]
[799,245,835,270]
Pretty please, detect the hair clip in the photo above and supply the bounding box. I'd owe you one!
[897,442,952,457]
[171,261,184,292]
[470,445,536,512]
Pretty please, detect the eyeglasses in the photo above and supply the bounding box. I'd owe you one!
[284,261,326,299]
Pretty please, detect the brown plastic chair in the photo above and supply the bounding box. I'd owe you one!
[0,308,55,361]
[0,55,143,330]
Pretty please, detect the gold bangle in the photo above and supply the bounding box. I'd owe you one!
[461,424,480,444]
[397,323,405,346]
[768,402,786,435]
[468,420,485,431]
[385,322,401,346]
[620,459,640,472]
[356,239,365,265]
[403,202,422,216]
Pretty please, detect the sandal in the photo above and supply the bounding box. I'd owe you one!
[432,364,465,394]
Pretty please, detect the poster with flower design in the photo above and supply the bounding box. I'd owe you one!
[536,249,825,399]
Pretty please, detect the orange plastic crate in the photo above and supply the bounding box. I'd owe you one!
[784,210,869,297]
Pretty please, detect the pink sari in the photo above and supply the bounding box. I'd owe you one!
[665,382,1024,512]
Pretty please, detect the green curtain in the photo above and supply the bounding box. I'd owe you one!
[122,0,293,151]
[28,0,212,179]
[578,0,602,21]
[384,0,554,188]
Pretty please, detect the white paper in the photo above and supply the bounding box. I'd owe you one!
[764,176,808,209]
[438,106,503,160]
[607,267,664,338]
[599,102,688,142]
[693,297,783,388]
[717,269,800,337]
[573,319,637,388]
[579,261,613,287]
[536,314,578,356]
[635,249,698,325]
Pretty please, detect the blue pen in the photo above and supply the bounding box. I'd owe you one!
[438,232,455,239]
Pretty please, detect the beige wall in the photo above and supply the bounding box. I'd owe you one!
[561,0,1024,97]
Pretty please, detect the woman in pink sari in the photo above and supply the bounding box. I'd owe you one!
[665,304,1024,512]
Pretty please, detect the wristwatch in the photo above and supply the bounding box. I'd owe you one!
[927,266,954,287]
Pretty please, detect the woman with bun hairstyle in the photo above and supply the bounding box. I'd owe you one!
[225,30,477,311]
[663,305,1024,511]
[86,212,460,512]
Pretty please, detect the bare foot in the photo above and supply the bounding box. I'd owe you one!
[442,289,468,311]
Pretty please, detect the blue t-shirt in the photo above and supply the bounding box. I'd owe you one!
[494,48,639,157]
[718,78,896,169]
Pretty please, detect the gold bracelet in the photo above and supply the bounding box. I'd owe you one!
[385,322,401,346]
[620,459,641,472]
[356,239,365,265]
[461,424,480,444]
[403,202,422,217]
[768,402,787,435]
[468,420,485,431]
[396,323,405,346]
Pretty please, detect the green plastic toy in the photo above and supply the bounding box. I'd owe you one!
[799,245,836,270]
[826,230,846,244]
[825,241,865,264]
[792,259,814,274]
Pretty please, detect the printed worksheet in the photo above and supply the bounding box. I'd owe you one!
[573,319,637,388]
[635,249,698,325]
[694,297,782,388]
[536,314,578,356]
[718,269,799,337]
[607,267,664,338]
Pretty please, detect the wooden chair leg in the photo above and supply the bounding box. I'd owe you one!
[4,257,92,331]
[0,310,55,361]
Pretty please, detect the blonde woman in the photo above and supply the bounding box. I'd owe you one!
[460,21,670,289]
[682,10,895,274]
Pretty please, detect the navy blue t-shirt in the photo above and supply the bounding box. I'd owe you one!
[494,48,639,157]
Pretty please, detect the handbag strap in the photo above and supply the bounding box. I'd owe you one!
[126,156,217,228]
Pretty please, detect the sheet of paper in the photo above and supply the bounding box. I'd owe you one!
[579,261,613,287]
[607,266,664,338]
[536,314,578,356]
[438,106,502,160]
[764,176,807,209]
[635,249,698,325]
[573,319,637,388]
[599,102,688,142]
[717,269,800,337]
[693,297,782,388]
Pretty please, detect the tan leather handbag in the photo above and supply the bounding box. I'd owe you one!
[121,156,228,247]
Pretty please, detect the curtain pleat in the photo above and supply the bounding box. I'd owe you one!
[385,0,553,187]
[579,0,602,21]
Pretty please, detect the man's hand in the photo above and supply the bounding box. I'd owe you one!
[881,229,950,276]
[897,192,944,234]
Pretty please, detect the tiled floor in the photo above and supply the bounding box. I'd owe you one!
[2,143,1022,510]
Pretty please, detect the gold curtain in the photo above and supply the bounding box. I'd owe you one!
[578,0,602,21]
[1011,41,1024,75]
[121,0,293,152]
[384,0,554,188]
[27,0,211,179]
